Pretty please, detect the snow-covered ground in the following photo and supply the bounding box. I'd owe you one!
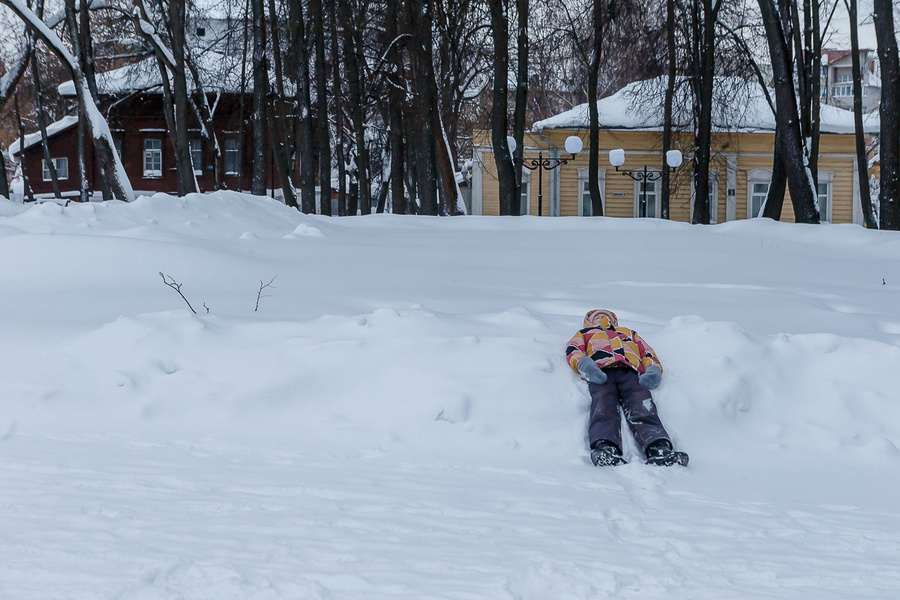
[0,192,898,599]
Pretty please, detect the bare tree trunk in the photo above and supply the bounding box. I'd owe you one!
[511,0,528,215]
[763,125,788,218]
[288,0,316,213]
[588,0,604,216]
[847,0,877,228]
[806,0,822,188]
[410,0,439,215]
[873,0,900,229]
[65,0,91,202]
[170,0,197,196]
[488,0,516,215]
[30,0,62,199]
[342,0,370,215]
[385,0,407,214]
[661,0,676,219]
[251,0,268,196]
[266,0,298,207]
[435,102,465,215]
[691,0,720,225]
[186,61,225,191]
[78,0,112,202]
[15,92,34,203]
[0,142,9,199]
[758,0,818,223]
[311,0,332,215]
[329,4,346,215]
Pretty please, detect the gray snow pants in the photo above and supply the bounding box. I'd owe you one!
[587,366,670,454]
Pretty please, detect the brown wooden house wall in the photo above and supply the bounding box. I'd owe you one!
[15,92,285,199]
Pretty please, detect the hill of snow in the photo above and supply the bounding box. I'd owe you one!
[1,192,898,599]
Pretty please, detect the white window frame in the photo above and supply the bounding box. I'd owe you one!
[42,157,68,181]
[747,168,772,219]
[817,171,834,223]
[633,168,661,218]
[224,138,240,175]
[690,169,719,224]
[518,170,531,216]
[190,139,203,176]
[577,167,606,216]
[143,138,163,178]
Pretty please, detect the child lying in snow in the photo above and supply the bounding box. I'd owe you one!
[566,309,688,467]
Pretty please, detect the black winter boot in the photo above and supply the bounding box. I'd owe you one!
[645,439,689,467]
[590,441,627,466]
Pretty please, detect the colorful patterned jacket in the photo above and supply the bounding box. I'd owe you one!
[566,309,663,375]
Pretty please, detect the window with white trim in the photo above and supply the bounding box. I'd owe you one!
[143,138,163,178]
[224,138,239,175]
[190,139,203,175]
[578,167,606,216]
[634,169,661,218]
[747,169,772,218]
[42,157,68,181]
[518,170,531,216]
[832,84,852,97]
[817,171,833,222]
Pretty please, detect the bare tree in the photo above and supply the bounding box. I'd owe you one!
[131,0,198,196]
[587,0,604,216]
[873,0,900,229]
[287,0,317,213]
[757,0,819,223]
[311,0,331,214]
[487,0,517,215]
[845,0,877,228]
[1,0,134,201]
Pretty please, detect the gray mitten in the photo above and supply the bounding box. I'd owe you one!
[577,356,607,384]
[639,365,662,390]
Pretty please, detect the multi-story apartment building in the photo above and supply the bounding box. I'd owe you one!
[821,48,880,113]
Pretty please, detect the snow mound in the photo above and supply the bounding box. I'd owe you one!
[1,191,899,598]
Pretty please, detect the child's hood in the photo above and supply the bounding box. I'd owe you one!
[584,309,618,329]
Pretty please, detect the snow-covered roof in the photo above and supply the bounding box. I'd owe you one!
[533,77,879,135]
[7,116,79,156]
[59,54,245,97]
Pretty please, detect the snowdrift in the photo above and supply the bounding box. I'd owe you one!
[1,192,898,599]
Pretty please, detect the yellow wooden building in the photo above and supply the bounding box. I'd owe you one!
[470,79,879,224]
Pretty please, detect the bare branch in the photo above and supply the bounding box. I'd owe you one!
[159,272,197,314]
[254,276,277,312]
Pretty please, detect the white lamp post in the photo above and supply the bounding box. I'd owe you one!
[609,148,683,217]
[508,135,583,216]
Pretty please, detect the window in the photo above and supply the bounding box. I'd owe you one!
[747,169,772,218]
[634,169,660,218]
[42,157,68,181]
[750,183,769,218]
[224,138,240,175]
[817,171,833,222]
[143,138,162,177]
[196,27,206,37]
[578,167,606,216]
[518,171,531,215]
[190,139,203,175]
[832,85,852,97]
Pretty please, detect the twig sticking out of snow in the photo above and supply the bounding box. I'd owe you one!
[159,272,197,315]
[255,276,277,312]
